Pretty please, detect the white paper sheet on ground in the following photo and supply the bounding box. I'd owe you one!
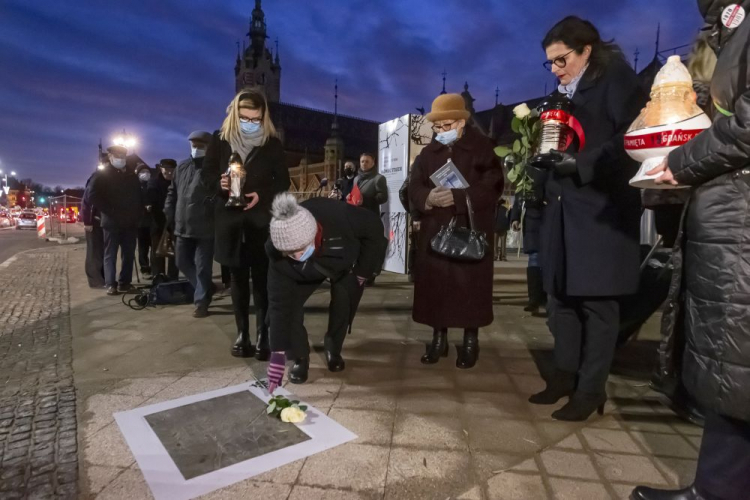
[114,382,357,500]
[629,156,690,190]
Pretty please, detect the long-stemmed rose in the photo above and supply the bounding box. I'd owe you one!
[494,103,541,197]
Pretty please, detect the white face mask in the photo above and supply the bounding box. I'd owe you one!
[191,147,206,158]
[138,171,151,182]
[111,158,126,169]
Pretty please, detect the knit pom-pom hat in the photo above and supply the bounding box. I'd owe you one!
[270,193,318,252]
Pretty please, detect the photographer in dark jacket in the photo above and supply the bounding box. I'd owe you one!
[88,145,143,296]
[165,132,216,318]
[203,88,290,360]
[329,161,357,201]
[264,193,387,390]
[147,159,178,280]
[81,158,106,288]
[510,187,546,314]
[135,163,153,277]
[632,1,750,499]
[528,16,647,421]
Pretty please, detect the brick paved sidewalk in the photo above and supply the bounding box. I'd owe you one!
[0,248,79,499]
[62,246,705,499]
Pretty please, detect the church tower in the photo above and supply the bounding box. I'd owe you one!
[235,0,282,102]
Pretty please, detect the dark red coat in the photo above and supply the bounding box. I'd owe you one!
[408,126,504,328]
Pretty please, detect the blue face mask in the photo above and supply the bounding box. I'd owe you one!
[294,243,315,262]
[435,128,458,145]
[111,158,126,169]
[240,121,262,135]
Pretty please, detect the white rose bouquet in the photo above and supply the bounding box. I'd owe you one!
[495,102,541,197]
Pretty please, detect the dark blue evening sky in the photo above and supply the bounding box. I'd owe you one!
[0,0,703,187]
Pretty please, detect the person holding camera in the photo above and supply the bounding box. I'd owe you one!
[329,161,357,201]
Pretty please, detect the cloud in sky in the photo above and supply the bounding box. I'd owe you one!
[0,0,703,187]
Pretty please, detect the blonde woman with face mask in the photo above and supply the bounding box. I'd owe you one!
[202,88,290,360]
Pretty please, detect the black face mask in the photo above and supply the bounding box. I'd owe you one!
[344,168,355,177]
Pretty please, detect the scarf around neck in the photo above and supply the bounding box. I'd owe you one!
[230,128,265,163]
[558,63,589,99]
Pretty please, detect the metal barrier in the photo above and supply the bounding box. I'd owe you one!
[47,194,82,240]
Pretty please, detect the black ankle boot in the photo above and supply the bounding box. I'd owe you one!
[255,328,270,361]
[231,331,255,358]
[552,392,606,421]
[528,369,576,405]
[630,485,711,500]
[456,329,479,369]
[289,357,309,384]
[421,329,448,364]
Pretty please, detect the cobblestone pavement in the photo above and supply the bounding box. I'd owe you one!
[0,248,78,499]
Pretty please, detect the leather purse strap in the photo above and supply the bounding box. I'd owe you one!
[466,194,476,231]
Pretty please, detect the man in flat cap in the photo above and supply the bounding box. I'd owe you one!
[88,144,144,295]
[147,159,179,279]
[165,131,216,318]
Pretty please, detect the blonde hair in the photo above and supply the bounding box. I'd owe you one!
[687,35,717,84]
[220,87,278,146]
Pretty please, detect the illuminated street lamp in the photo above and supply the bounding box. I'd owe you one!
[113,130,138,153]
[0,169,18,196]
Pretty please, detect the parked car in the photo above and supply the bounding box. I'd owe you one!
[16,212,37,230]
[0,216,12,228]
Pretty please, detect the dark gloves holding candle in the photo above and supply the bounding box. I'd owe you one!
[530,150,577,176]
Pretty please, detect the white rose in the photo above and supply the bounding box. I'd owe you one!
[513,103,531,119]
[280,406,306,423]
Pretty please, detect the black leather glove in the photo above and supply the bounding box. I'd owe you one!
[530,150,577,177]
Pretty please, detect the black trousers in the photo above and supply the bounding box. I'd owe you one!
[230,260,269,338]
[268,263,360,360]
[695,413,750,499]
[137,226,151,271]
[85,226,105,288]
[548,293,620,394]
[103,227,137,287]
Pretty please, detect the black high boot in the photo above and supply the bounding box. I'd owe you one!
[255,310,270,361]
[551,391,607,421]
[524,266,545,313]
[456,329,479,369]
[231,330,255,358]
[528,369,576,404]
[421,328,448,364]
[630,485,712,500]
[231,309,254,358]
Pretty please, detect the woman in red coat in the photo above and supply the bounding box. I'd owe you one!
[409,93,504,368]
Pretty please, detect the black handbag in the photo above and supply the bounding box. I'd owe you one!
[430,195,488,261]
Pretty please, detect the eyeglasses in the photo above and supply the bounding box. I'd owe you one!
[431,121,457,133]
[239,117,262,124]
[543,49,576,71]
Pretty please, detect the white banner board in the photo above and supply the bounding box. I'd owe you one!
[378,114,433,274]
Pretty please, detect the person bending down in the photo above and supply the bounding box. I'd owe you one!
[265,193,387,391]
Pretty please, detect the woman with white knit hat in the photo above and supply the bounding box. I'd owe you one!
[264,193,387,390]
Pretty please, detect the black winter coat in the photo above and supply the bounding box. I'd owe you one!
[266,198,388,342]
[81,172,101,227]
[88,165,143,230]
[659,5,750,422]
[540,59,647,297]
[164,157,215,240]
[201,132,290,267]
